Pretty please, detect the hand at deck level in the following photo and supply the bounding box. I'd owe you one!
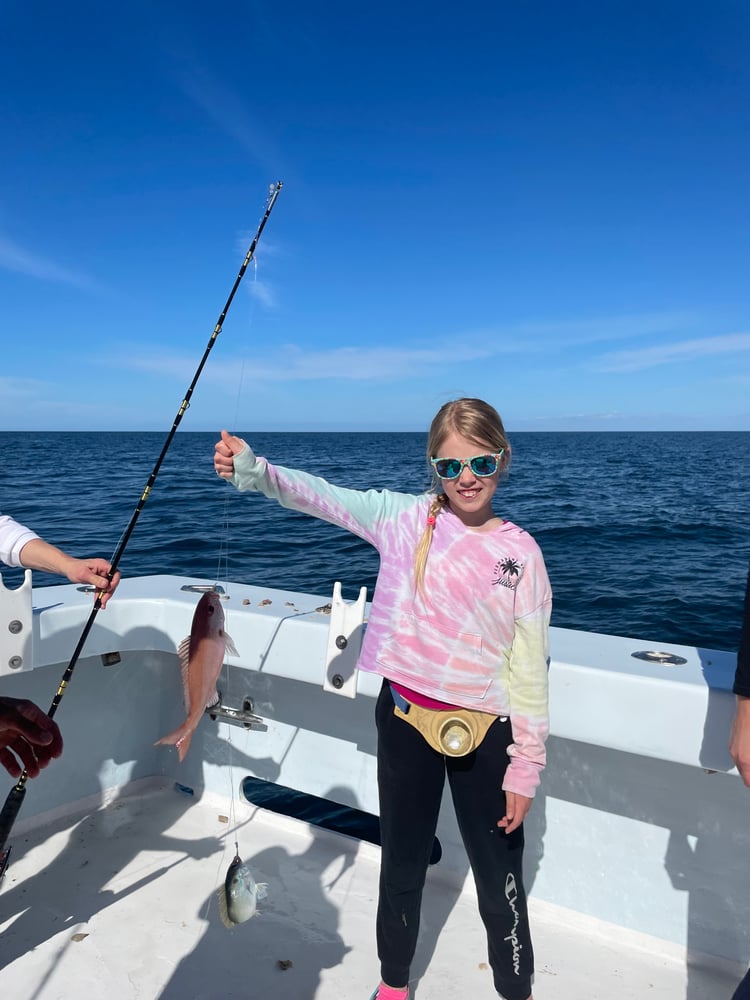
[214,429,248,479]
[730,696,750,786]
[0,697,63,779]
[497,790,533,835]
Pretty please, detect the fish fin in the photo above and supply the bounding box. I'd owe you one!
[177,635,191,662]
[177,636,192,711]
[206,689,220,710]
[217,886,235,929]
[223,631,239,657]
[256,882,269,902]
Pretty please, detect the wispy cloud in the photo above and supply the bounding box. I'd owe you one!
[97,309,705,385]
[103,339,496,384]
[249,343,495,380]
[422,311,693,359]
[595,332,750,373]
[177,69,288,181]
[231,232,282,310]
[0,375,94,423]
[0,375,49,401]
[246,277,276,309]
[0,235,98,290]
[506,310,694,347]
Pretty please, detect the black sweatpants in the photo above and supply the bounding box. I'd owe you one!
[733,968,750,1000]
[375,681,533,1000]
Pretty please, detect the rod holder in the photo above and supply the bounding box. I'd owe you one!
[0,571,33,676]
[322,581,367,699]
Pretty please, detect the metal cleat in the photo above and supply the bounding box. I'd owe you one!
[207,694,267,732]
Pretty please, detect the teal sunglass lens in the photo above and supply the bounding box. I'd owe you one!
[471,456,497,476]
[435,459,461,479]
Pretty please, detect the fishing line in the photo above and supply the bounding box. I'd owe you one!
[206,252,270,921]
[0,181,284,867]
[217,267,258,841]
[215,241,258,588]
[212,249,261,881]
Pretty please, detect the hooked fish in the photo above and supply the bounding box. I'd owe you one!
[155,591,238,762]
[218,852,268,927]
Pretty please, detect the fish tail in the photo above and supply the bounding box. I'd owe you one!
[175,732,193,763]
[154,723,195,762]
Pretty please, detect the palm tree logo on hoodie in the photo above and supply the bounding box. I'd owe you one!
[492,556,523,590]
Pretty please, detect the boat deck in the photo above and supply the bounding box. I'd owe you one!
[0,781,743,999]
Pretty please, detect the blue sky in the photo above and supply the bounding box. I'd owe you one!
[1,1,749,432]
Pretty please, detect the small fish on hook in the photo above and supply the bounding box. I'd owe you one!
[218,852,268,928]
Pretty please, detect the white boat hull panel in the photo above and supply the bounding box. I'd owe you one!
[0,574,747,998]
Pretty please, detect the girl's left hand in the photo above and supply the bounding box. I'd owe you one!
[497,791,532,835]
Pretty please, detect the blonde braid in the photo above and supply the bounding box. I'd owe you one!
[414,493,448,593]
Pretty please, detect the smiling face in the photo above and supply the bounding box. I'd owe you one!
[433,429,500,528]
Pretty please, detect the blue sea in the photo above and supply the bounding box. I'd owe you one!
[1,431,748,652]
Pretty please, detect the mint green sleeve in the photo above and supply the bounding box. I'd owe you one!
[228,440,412,544]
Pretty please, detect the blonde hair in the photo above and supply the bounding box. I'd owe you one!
[413,398,511,592]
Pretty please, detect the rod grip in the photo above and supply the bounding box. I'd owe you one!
[0,784,26,856]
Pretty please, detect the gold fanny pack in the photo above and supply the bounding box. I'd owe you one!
[392,690,498,756]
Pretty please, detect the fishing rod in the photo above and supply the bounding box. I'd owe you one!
[0,181,283,868]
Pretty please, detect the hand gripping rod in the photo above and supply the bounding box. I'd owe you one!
[0,181,283,867]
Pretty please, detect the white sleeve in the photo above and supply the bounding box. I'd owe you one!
[0,514,40,567]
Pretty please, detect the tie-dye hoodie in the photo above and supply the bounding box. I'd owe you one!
[229,443,551,797]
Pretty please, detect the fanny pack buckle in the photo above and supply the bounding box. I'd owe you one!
[392,695,497,756]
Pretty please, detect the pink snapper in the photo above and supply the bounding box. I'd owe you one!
[155,592,238,762]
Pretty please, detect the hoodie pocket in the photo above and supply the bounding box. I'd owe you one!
[375,612,491,702]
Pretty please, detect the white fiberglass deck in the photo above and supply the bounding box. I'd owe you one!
[0,781,744,1000]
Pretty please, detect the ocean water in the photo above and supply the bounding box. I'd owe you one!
[1,430,748,652]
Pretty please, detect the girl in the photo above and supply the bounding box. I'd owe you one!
[214,398,551,1000]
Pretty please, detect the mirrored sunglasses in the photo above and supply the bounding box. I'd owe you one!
[430,451,504,480]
